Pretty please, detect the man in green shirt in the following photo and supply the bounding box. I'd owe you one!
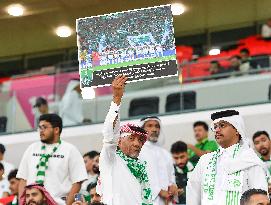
[187,121,218,164]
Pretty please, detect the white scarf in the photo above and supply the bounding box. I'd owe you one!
[202,114,268,204]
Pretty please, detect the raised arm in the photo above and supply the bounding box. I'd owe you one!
[100,75,128,165]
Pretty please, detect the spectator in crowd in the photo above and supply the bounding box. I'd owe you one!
[187,110,268,205]
[187,121,218,164]
[228,55,242,73]
[0,162,9,198]
[59,79,84,126]
[98,75,153,205]
[8,169,19,205]
[261,18,271,39]
[240,189,270,205]
[239,48,257,72]
[17,113,88,205]
[81,151,100,191]
[139,116,178,205]
[34,97,49,115]
[0,144,15,178]
[209,60,229,79]
[20,183,57,205]
[253,131,271,174]
[87,182,101,204]
[33,97,49,128]
[170,141,196,204]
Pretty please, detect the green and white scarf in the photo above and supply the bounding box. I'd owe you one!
[116,149,153,205]
[11,196,18,205]
[36,140,62,184]
[203,143,242,205]
[176,161,195,174]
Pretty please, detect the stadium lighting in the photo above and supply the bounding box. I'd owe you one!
[6,4,24,17]
[171,3,185,15]
[55,26,72,38]
[209,48,221,56]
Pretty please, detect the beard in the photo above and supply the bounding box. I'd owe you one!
[40,132,55,144]
[128,152,140,159]
[148,132,159,142]
[92,165,100,174]
[260,147,270,156]
[26,200,45,205]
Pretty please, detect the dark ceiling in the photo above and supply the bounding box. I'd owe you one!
[0,0,270,58]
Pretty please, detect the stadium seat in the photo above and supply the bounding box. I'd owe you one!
[129,97,159,117]
[166,91,196,112]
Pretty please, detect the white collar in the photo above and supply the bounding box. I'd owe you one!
[218,143,240,156]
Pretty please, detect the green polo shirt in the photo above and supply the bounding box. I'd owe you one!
[188,138,218,164]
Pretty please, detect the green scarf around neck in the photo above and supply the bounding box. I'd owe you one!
[116,149,153,205]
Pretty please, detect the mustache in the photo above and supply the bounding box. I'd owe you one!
[215,133,224,138]
[27,201,38,205]
[150,132,159,137]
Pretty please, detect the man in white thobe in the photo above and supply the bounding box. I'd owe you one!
[186,110,268,205]
[139,116,178,205]
[98,75,153,205]
[59,79,84,126]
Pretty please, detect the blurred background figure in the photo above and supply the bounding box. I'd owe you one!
[187,121,218,164]
[0,144,15,179]
[239,48,257,72]
[170,141,196,205]
[59,79,84,126]
[33,97,49,128]
[261,18,271,39]
[253,131,271,173]
[0,162,9,198]
[81,151,100,191]
[33,97,49,115]
[209,60,228,79]
[252,131,271,195]
[87,182,101,204]
[228,55,242,73]
[8,169,19,205]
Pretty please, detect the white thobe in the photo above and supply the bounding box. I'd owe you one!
[139,141,176,205]
[60,91,83,126]
[98,102,144,205]
[59,80,83,126]
[186,143,268,205]
[262,24,271,38]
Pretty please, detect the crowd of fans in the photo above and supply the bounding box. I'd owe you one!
[0,17,271,205]
[207,48,260,80]
[1,115,270,204]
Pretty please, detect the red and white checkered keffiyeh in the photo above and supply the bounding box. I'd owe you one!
[20,183,57,205]
[120,123,148,143]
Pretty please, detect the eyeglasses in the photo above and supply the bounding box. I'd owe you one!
[211,121,231,132]
[37,125,53,132]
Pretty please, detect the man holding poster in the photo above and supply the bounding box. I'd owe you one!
[98,75,153,205]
